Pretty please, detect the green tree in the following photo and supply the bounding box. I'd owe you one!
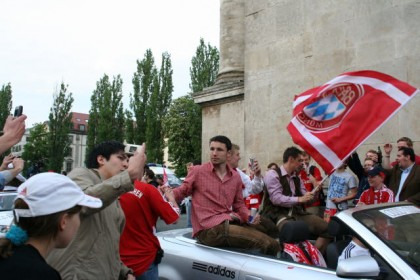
[0,83,13,130]
[189,38,219,93]
[145,71,161,162]
[47,83,74,172]
[131,49,155,144]
[164,38,219,175]
[124,109,135,144]
[146,52,173,162]
[164,96,201,176]
[22,123,49,175]
[86,74,125,157]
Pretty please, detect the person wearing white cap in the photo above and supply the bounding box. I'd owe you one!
[47,140,146,280]
[0,172,102,280]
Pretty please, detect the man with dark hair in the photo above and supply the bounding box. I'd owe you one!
[209,135,232,151]
[261,146,330,253]
[47,140,146,280]
[172,135,279,256]
[388,147,420,204]
[120,173,180,279]
[144,168,159,188]
[383,136,420,168]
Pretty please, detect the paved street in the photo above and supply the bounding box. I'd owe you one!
[156,212,189,232]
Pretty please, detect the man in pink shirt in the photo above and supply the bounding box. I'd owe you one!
[173,135,280,256]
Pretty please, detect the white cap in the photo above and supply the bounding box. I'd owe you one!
[14,173,102,220]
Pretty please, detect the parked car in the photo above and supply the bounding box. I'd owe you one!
[0,192,17,236]
[148,164,183,188]
[157,202,420,280]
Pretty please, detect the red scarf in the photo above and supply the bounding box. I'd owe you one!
[283,241,326,267]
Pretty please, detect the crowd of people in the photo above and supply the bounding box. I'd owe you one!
[175,135,420,268]
[0,111,418,279]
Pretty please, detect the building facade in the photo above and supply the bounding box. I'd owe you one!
[194,0,420,169]
[64,112,89,173]
[12,112,89,174]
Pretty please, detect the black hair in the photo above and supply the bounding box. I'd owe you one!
[398,146,415,162]
[144,169,155,180]
[192,160,201,166]
[282,146,302,163]
[209,135,232,151]
[86,141,125,168]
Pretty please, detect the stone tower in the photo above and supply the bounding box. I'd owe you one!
[194,0,420,169]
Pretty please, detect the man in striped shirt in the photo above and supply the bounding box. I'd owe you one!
[173,135,280,256]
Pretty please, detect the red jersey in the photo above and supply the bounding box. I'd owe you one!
[119,181,179,276]
[299,166,323,207]
[358,185,394,205]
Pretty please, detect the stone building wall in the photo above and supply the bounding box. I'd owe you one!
[196,0,420,169]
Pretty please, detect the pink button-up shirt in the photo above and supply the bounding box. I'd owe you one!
[174,162,248,236]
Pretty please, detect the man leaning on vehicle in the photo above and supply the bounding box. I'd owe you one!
[172,135,280,256]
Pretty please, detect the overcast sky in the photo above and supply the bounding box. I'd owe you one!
[0,0,220,127]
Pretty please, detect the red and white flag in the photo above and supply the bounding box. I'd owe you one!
[163,168,169,187]
[287,70,418,174]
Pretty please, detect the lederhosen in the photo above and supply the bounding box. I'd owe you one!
[260,167,308,226]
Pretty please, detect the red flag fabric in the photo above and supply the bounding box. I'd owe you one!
[287,70,418,174]
[163,168,169,186]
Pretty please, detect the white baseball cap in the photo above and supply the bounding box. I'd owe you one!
[14,172,102,220]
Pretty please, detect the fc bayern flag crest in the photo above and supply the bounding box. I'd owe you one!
[287,70,419,174]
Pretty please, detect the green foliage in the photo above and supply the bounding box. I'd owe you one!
[145,71,161,162]
[146,52,173,162]
[164,96,201,177]
[86,74,125,157]
[0,83,13,131]
[164,38,219,175]
[189,38,219,93]
[124,109,135,144]
[22,123,49,174]
[130,50,173,163]
[131,49,155,144]
[46,83,74,172]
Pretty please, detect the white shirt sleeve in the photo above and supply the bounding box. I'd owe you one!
[250,175,264,194]
[237,168,252,198]
[338,241,370,261]
[237,168,264,197]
